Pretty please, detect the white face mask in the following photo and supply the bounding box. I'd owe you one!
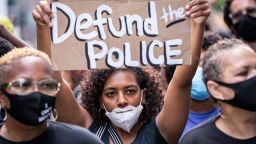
[103,91,144,133]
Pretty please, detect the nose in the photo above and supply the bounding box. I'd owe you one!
[117,92,128,108]
[242,9,248,15]
[32,82,40,92]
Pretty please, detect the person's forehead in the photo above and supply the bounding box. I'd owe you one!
[220,47,255,70]
[5,56,53,81]
[108,70,137,81]
[104,70,139,87]
[13,56,50,69]
[230,0,256,13]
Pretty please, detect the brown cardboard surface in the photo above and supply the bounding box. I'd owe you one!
[51,0,190,70]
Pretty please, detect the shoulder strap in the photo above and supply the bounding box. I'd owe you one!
[95,122,123,144]
[95,122,108,139]
[107,124,123,144]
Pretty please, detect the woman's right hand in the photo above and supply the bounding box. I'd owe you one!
[32,0,53,27]
[185,0,210,25]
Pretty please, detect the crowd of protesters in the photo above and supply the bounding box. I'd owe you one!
[0,0,255,143]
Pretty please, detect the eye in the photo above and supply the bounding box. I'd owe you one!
[232,11,242,19]
[237,71,248,76]
[125,89,136,95]
[105,91,117,98]
[247,7,256,14]
[39,79,59,91]
[40,83,53,89]
[12,78,32,89]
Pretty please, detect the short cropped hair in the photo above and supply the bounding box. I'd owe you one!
[202,38,250,83]
[0,47,51,84]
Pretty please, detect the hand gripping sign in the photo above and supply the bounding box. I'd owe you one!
[51,0,190,70]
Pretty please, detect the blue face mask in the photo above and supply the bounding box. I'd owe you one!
[191,67,209,101]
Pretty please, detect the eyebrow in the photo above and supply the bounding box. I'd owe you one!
[124,85,138,89]
[103,84,138,91]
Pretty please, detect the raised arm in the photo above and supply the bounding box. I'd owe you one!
[32,0,93,128]
[0,24,31,48]
[156,0,210,143]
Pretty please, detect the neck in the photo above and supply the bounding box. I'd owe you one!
[111,122,142,144]
[190,99,216,113]
[0,115,48,142]
[216,103,256,139]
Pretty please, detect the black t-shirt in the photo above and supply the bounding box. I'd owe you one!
[89,118,167,144]
[180,115,256,144]
[0,121,103,144]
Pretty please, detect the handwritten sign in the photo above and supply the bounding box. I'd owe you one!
[51,0,190,70]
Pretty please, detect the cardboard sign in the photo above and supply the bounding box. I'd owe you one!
[51,0,191,70]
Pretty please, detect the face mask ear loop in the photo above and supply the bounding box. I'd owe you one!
[139,89,144,106]
[102,103,109,113]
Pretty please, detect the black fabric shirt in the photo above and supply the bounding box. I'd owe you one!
[0,121,103,144]
[89,118,167,144]
[180,115,256,144]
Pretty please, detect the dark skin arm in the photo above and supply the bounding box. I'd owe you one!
[156,0,210,143]
[33,0,92,127]
[0,24,31,48]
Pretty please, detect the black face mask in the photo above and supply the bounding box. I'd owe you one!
[3,92,56,126]
[233,15,256,42]
[215,76,256,111]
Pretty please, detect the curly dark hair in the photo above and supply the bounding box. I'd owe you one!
[223,0,234,30]
[80,68,163,124]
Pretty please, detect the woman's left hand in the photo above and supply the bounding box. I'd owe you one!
[185,0,211,25]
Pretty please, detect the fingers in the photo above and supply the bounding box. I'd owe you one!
[186,0,208,10]
[189,9,211,18]
[185,0,210,18]
[33,0,52,27]
[38,4,52,26]
[39,0,53,17]
[186,4,210,17]
[32,10,45,26]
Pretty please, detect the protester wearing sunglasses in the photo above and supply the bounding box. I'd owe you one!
[0,48,102,144]
[224,0,256,51]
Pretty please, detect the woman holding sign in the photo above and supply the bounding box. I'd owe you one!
[33,0,210,143]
